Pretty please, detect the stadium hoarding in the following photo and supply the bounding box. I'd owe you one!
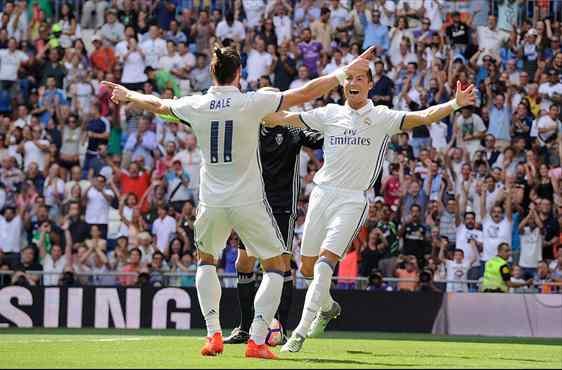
[0,286,443,332]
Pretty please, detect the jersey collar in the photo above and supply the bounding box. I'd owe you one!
[208,85,240,93]
[345,100,374,116]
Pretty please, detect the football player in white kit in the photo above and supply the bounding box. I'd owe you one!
[101,46,373,359]
[263,70,476,353]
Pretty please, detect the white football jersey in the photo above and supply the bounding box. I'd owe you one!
[168,86,283,207]
[299,101,405,191]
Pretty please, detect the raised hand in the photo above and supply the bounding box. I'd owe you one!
[359,45,377,60]
[101,81,131,105]
[344,58,371,78]
[455,80,476,107]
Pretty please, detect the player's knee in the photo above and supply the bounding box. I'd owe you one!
[262,255,285,273]
[236,255,256,273]
[197,251,215,266]
[300,263,314,279]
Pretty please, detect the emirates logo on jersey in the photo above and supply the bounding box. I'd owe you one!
[275,133,284,145]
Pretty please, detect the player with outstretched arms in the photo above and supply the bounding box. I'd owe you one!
[262,71,476,353]
[101,45,372,359]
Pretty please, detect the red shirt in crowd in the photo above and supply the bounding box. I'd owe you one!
[120,171,151,212]
[383,176,401,206]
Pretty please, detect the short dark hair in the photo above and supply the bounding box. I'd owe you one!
[130,247,142,257]
[497,242,510,252]
[210,45,241,85]
[454,249,464,255]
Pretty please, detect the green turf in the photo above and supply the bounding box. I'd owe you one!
[1,329,561,369]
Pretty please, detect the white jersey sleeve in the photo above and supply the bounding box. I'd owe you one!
[167,96,198,125]
[247,90,284,118]
[372,105,406,136]
[298,105,333,133]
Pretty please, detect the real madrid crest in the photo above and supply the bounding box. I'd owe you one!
[275,133,284,145]
[364,117,372,125]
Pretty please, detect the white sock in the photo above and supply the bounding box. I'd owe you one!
[294,261,334,338]
[249,271,283,345]
[196,264,222,337]
[321,291,335,312]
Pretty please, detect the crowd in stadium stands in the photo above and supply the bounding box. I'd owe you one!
[0,0,561,293]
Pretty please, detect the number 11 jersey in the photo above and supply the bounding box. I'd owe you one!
[169,86,283,207]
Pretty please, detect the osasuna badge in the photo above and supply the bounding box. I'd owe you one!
[275,133,284,145]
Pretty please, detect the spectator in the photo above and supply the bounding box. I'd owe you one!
[399,204,428,266]
[518,205,545,278]
[0,206,24,265]
[310,7,332,54]
[0,37,29,97]
[532,260,554,293]
[360,227,387,278]
[100,8,124,46]
[81,0,109,30]
[149,250,169,287]
[366,269,392,292]
[480,179,513,264]
[11,246,42,286]
[438,236,478,292]
[152,205,176,252]
[245,36,272,89]
[137,232,156,264]
[451,106,486,160]
[123,115,157,170]
[120,247,142,286]
[361,9,389,53]
[216,11,245,43]
[84,175,114,239]
[394,255,418,292]
[369,59,394,108]
[140,25,167,69]
[297,27,322,78]
[189,53,212,92]
[121,37,147,91]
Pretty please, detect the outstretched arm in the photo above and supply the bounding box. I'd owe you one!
[262,111,306,129]
[401,81,475,131]
[279,46,375,111]
[101,81,172,116]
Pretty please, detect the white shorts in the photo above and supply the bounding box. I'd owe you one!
[301,185,368,258]
[194,200,286,260]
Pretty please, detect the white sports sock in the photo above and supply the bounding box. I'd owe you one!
[294,261,333,338]
[321,291,335,312]
[249,271,283,345]
[196,264,222,337]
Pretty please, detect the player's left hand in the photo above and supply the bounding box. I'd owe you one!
[101,81,130,104]
[455,80,476,107]
[359,45,377,60]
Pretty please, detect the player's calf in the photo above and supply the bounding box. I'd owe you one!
[248,256,285,347]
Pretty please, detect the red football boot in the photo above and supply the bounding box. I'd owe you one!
[245,339,278,360]
[201,332,224,356]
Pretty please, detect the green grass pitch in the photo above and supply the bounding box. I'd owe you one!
[1,329,561,368]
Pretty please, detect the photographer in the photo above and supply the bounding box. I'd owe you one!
[367,269,392,292]
[416,269,441,293]
[394,255,419,292]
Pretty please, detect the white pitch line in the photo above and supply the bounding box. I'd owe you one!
[3,337,162,344]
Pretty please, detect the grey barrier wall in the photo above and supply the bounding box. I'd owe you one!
[432,293,562,338]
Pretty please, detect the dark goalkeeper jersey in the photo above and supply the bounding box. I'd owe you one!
[259,125,323,212]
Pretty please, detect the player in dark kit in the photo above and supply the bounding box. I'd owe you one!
[225,93,323,344]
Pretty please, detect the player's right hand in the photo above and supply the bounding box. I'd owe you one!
[101,81,130,104]
[344,58,371,78]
